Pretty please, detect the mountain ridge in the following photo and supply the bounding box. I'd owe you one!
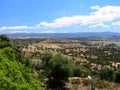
[5,32,120,38]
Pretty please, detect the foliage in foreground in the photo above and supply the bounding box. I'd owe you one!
[0,34,44,90]
[40,53,74,89]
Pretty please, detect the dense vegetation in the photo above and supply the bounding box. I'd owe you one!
[85,44,120,64]
[0,35,44,90]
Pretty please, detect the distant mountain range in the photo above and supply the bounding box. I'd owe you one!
[5,32,120,38]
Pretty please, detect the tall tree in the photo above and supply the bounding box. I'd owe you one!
[48,54,74,89]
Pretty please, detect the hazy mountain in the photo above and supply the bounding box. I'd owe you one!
[6,32,120,38]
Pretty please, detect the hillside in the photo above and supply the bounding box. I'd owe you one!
[13,37,120,90]
[0,35,44,90]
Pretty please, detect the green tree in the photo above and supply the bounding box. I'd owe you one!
[0,34,10,42]
[0,34,14,48]
[115,68,120,83]
[41,52,53,66]
[40,52,53,73]
[25,58,33,68]
[99,67,114,81]
[47,54,74,89]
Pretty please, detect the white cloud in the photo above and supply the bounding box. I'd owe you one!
[10,30,29,33]
[0,26,8,30]
[0,26,33,30]
[112,21,120,27]
[91,6,120,21]
[36,6,120,28]
[36,16,84,28]
[90,5,100,10]
[89,23,110,28]
[0,5,120,31]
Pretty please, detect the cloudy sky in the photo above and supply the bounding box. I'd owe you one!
[0,0,120,33]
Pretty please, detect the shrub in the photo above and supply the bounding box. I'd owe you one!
[96,80,110,89]
[99,67,114,81]
[83,79,92,86]
[71,79,80,85]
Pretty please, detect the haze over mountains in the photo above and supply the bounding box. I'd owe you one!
[6,32,120,38]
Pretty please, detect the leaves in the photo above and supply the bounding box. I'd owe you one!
[0,47,44,90]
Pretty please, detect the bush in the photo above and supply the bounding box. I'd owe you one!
[96,80,110,89]
[71,79,81,85]
[83,79,92,86]
[99,67,114,81]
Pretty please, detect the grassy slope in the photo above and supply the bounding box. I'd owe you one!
[0,47,44,90]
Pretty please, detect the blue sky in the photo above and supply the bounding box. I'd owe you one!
[0,0,120,33]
